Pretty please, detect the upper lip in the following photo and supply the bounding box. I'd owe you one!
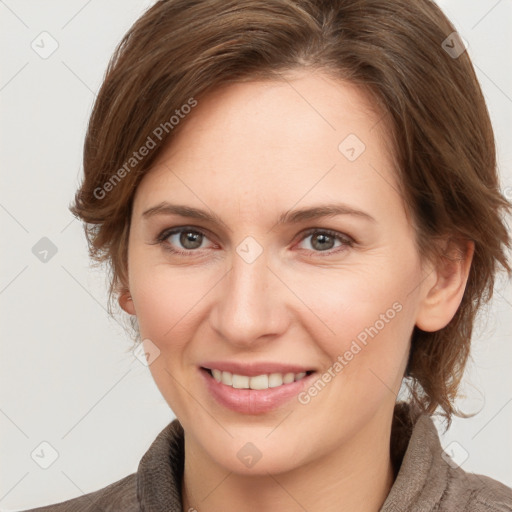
[201,361,316,376]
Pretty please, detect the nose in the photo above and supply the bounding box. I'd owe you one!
[209,245,291,348]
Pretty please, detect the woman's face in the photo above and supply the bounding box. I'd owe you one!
[123,71,437,475]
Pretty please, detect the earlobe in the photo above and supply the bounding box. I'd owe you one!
[119,289,136,316]
[415,239,474,332]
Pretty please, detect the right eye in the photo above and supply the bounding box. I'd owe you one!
[156,226,216,255]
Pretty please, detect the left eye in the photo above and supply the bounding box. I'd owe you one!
[296,229,353,254]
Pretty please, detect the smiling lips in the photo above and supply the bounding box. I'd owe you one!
[206,367,312,390]
[200,361,317,414]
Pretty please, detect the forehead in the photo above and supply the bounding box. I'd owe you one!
[158,72,387,162]
[133,71,401,221]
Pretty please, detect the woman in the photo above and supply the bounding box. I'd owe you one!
[20,0,512,510]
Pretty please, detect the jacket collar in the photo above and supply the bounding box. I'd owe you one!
[136,417,184,511]
[136,402,448,511]
[380,402,449,511]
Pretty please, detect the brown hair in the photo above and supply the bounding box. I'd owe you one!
[71,0,511,422]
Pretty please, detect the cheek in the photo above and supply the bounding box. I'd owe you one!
[129,262,212,414]
[294,276,415,430]
[131,254,417,343]
[131,265,204,343]
[289,260,417,384]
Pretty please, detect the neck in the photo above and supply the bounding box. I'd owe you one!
[181,409,396,512]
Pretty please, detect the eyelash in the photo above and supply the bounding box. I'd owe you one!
[154,226,354,258]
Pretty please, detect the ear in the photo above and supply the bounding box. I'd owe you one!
[118,287,136,316]
[415,238,474,332]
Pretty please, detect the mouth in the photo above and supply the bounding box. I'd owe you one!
[199,365,318,414]
[200,366,316,390]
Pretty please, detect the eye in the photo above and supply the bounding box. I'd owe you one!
[154,226,354,257]
[156,226,215,255]
[296,228,354,255]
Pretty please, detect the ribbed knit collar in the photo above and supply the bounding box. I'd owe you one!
[136,402,447,511]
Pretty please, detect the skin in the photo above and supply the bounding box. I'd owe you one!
[119,71,473,512]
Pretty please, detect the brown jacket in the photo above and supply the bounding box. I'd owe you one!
[17,402,512,511]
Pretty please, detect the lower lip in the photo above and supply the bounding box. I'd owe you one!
[200,368,317,414]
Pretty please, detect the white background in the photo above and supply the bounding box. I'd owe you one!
[1,0,511,510]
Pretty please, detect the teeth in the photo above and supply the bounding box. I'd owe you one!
[269,373,284,387]
[221,370,232,386]
[232,374,250,389]
[209,369,311,390]
[283,372,295,384]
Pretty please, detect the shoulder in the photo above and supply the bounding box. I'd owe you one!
[444,466,512,511]
[15,418,185,512]
[384,403,512,511]
[15,473,138,512]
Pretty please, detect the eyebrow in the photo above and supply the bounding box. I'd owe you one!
[141,202,376,226]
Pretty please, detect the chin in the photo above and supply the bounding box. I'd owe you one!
[219,443,305,477]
